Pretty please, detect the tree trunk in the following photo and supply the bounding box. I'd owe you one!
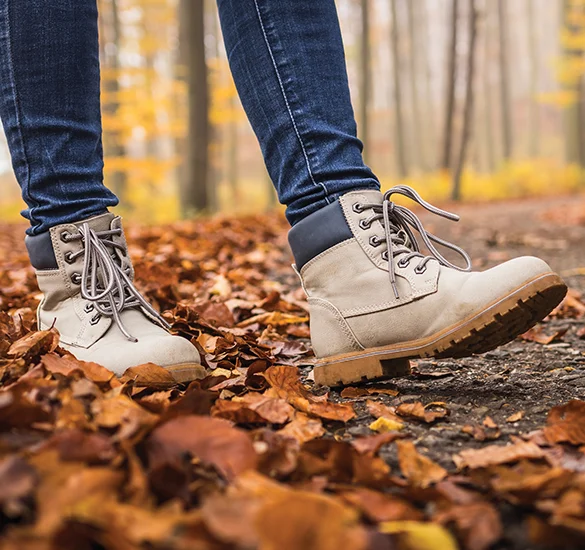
[441,0,459,172]
[497,0,512,160]
[562,0,584,167]
[100,0,127,200]
[452,0,478,201]
[391,0,407,178]
[420,0,436,170]
[482,4,496,172]
[527,0,540,157]
[359,0,371,161]
[178,0,210,216]
[407,0,426,171]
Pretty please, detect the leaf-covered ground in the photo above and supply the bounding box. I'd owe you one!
[0,194,585,550]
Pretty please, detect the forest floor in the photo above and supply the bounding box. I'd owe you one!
[0,193,585,550]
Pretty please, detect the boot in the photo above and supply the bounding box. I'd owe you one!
[288,186,567,386]
[25,212,204,382]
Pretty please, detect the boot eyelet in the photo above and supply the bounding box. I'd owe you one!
[414,265,427,275]
[359,219,372,230]
[64,251,75,264]
[90,313,101,325]
[352,203,364,213]
[398,258,409,268]
[369,236,381,247]
[84,303,95,313]
[382,251,389,261]
[71,273,82,285]
[60,231,71,243]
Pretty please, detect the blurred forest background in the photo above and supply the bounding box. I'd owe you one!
[1,0,585,223]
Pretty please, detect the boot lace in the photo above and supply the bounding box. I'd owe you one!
[62,223,171,342]
[355,185,472,299]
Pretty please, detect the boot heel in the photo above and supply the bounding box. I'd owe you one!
[313,354,411,387]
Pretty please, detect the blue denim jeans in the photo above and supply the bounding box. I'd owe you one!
[0,0,379,234]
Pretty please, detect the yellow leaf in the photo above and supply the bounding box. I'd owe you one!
[369,416,404,433]
[379,521,458,550]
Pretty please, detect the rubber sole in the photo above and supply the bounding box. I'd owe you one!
[166,362,207,384]
[313,273,567,387]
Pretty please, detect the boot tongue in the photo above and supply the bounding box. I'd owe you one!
[73,212,116,233]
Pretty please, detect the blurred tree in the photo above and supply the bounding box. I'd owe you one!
[99,0,127,200]
[359,0,371,160]
[391,0,407,177]
[178,0,210,216]
[453,0,478,200]
[407,0,426,171]
[497,0,512,160]
[527,0,541,157]
[481,1,496,172]
[441,0,459,172]
[561,0,585,167]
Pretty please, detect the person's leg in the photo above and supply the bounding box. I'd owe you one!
[217,0,379,226]
[0,0,118,235]
[218,0,567,386]
[0,0,202,381]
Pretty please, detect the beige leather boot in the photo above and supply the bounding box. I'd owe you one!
[25,213,204,382]
[288,186,567,386]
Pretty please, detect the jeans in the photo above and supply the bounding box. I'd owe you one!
[0,0,118,235]
[0,0,379,234]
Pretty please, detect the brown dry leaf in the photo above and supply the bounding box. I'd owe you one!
[453,440,545,470]
[351,432,405,455]
[435,502,503,550]
[293,396,356,422]
[42,353,116,384]
[366,399,402,422]
[146,415,257,481]
[254,489,367,550]
[397,440,447,488]
[121,363,180,389]
[279,412,325,444]
[462,423,501,442]
[544,400,585,445]
[340,387,369,399]
[489,461,572,499]
[506,411,525,423]
[396,401,449,423]
[0,455,37,511]
[340,488,423,522]
[211,394,293,425]
[265,366,355,422]
[42,428,116,464]
[91,393,158,440]
[483,416,498,429]
[237,311,309,328]
[519,325,568,345]
[7,329,59,360]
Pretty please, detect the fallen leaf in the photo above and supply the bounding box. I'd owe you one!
[396,401,448,423]
[506,411,525,423]
[379,521,458,550]
[453,440,545,469]
[519,326,568,345]
[146,415,257,481]
[435,502,502,550]
[351,432,405,455]
[280,412,325,444]
[8,329,59,360]
[121,363,179,389]
[369,417,404,433]
[544,400,585,445]
[397,440,447,488]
